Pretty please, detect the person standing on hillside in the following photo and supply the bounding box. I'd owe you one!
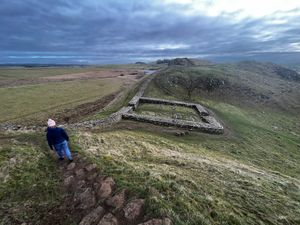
[46,119,73,162]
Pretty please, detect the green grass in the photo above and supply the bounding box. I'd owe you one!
[202,101,300,178]
[75,127,300,225]
[144,67,300,179]
[135,103,202,122]
[144,65,300,114]
[72,64,300,225]
[85,75,158,121]
[0,67,101,79]
[0,78,122,123]
[0,64,155,79]
[0,63,299,225]
[0,132,66,224]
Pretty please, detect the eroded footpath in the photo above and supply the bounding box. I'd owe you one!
[48,153,171,225]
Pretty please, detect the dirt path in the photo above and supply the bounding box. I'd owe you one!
[42,154,170,225]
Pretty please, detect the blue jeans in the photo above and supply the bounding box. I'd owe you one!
[54,140,72,160]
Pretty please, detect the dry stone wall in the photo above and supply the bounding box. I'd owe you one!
[128,75,156,110]
[122,74,224,134]
[122,113,223,134]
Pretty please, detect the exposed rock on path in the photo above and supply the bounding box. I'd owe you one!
[47,154,171,225]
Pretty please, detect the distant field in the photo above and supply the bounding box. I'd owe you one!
[0,78,122,123]
[0,65,152,124]
[0,64,153,79]
[0,67,99,79]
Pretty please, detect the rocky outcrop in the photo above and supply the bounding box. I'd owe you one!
[79,206,105,225]
[156,59,171,64]
[123,199,145,221]
[274,66,300,81]
[98,213,119,225]
[168,58,196,66]
[97,177,115,199]
[106,189,127,209]
[58,155,171,225]
[157,58,211,66]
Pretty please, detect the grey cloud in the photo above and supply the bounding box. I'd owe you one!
[0,0,299,64]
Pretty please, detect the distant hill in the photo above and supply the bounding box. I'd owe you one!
[156,58,212,66]
[146,60,300,114]
[236,61,300,82]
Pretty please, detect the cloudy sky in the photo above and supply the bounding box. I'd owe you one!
[1,0,300,64]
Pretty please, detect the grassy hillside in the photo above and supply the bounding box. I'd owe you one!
[73,62,300,224]
[0,132,67,224]
[75,123,300,225]
[144,62,300,114]
[0,62,299,225]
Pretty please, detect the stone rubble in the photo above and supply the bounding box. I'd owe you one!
[58,156,170,225]
[79,206,105,225]
[98,213,119,225]
[123,199,145,221]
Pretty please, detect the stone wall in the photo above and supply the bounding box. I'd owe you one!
[128,75,156,109]
[122,71,224,134]
[139,97,209,116]
[68,106,133,129]
[122,113,223,134]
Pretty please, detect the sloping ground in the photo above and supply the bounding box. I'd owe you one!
[47,154,171,225]
[0,132,171,225]
[0,133,64,224]
[145,62,300,113]
[236,61,300,82]
[75,128,300,225]
[119,61,300,224]
[1,62,299,225]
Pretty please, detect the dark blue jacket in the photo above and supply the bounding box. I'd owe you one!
[46,127,69,150]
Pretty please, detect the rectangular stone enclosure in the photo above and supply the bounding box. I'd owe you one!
[123,96,224,134]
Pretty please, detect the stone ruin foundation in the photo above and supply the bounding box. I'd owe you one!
[119,76,224,134]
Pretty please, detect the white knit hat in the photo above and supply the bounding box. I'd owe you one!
[47,118,56,127]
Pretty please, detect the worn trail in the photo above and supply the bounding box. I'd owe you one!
[44,154,170,225]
